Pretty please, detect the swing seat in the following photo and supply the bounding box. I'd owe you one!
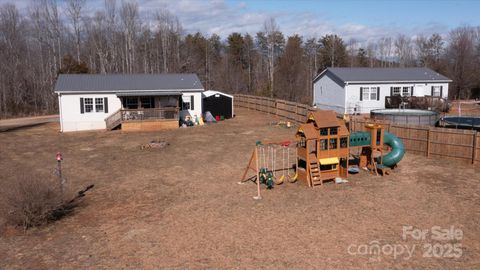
[288,172,298,183]
[274,175,285,185]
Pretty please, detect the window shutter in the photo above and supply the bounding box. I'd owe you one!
[411,87,414,96]
[440,86,443,98]
[80,98,84,114]
[104,97,108,113]
[359,87,363,101]
[431,86,434,96]
[377,87,380,101]
[390,87,393,96]
[190,95,194,110]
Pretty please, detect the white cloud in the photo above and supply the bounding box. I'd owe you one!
[0,0,453,42]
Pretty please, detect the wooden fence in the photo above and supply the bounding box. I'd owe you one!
[351,118,479,164]
[234,94,480,165]
[234,94,313,123]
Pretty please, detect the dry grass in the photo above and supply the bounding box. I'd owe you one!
[0,174,76,230]
[0,108,479,269]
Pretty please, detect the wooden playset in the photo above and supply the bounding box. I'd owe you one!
[239,140,298,199]
[295,111,350,187]
[240,109,405,198]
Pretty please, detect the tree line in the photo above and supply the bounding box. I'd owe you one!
[0,0,479,117]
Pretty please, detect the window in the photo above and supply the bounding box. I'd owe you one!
[329,138,337,149]
[402,87,411,96]
[320,164,337,171]
[370,87,378,100]
[126,97,138,109]
[320,139,328,150]
[340,137,348,148]
[362,87,370,101]
[141,97,153,108]
[392,87,401,96]
[320,128,328,136]
[182,96,195,110]
[95,98,104,112]
[432,86,441,97]
[330,127,338,135]
[361,87,378,101]
[84,98,93,113]
[298,138,306,148]
[182,100,191,110]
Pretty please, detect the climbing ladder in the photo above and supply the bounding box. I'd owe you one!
[308,153,322,186]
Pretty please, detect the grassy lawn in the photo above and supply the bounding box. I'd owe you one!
[0,108,479,269]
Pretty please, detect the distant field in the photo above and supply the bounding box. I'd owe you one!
[0,108,479,269]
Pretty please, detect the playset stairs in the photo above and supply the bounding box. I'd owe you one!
[308,153,322,186]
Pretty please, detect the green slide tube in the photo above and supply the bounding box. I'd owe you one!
[382,131,405,167]
[349,131,405,167]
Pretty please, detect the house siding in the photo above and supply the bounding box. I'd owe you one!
[346,82,449,114]
[313,72,346,114]
[313,74,450,115]
[59,93,121,132]
[59,91,204,132]
[181,92,203,119]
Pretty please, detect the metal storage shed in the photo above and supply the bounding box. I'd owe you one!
[202,90,234,119]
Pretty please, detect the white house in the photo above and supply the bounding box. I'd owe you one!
[54,73,204,132]
[312,67,452,114]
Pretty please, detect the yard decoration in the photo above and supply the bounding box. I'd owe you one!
[55,152,66,196]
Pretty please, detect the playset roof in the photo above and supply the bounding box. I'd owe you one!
[307,110,340,129]
[296,123,318,139]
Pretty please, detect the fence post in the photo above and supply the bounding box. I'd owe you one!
[473,131,478,165]
[426,128,431,158]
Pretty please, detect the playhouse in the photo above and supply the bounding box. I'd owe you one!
[296,111,350,187]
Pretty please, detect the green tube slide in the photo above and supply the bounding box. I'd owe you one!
[349,131,405,167]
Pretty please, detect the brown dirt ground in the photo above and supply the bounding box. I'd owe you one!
[0,108,479,269]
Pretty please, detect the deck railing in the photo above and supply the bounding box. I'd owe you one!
[121,107,179,122]
[105,107,179,130]
[105,109,122,130]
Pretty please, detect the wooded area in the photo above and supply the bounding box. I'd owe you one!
[235,94,479,165]
[1,0,480,117]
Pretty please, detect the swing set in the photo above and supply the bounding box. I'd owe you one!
[239,140,298,200]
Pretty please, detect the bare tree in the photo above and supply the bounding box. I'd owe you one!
[120,1,139,73]
[346,38,358,67]
[263,18,284,98]
[394,34,414,67]
[447,27,476,99]
[66,0,85,62]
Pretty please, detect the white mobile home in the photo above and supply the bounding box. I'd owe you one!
[313,67,452,114]
[54,74,204,132]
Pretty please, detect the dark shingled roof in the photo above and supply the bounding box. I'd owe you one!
[54,73,204,93]
[314,67,451,83]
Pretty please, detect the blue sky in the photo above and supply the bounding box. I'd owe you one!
[2,0,479,42]
[225,0,479,39]
[235,0,479,28]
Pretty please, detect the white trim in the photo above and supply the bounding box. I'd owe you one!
[312,68,452,84]
[345,80,452,84]
[312,69,329,83]
[58,94,64,132]
[54,88,205,94]
[202,90,233,98]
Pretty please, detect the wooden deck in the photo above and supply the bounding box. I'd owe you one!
[105,108,179,131]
